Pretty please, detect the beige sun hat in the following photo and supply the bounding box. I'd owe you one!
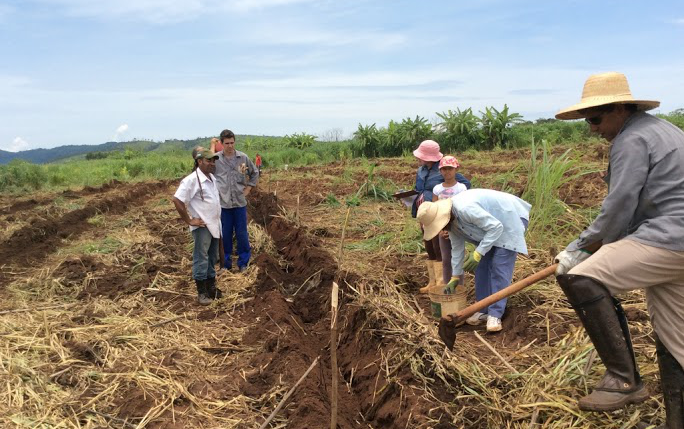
[416,198,453,240]
[555,72,660,120]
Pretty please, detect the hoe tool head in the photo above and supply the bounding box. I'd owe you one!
[438,315,457,351]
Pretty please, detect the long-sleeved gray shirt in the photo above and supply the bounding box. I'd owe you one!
[214,150,259,209]
[569,112,684,252]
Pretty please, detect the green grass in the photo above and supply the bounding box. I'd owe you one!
[74,237,124,255]
[345,232,394,252]
[0,151,191,193]
[521,139,595,247]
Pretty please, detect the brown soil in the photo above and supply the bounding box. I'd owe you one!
[0,179,126,216]
[225,189,431,428]
[0,180,172,287]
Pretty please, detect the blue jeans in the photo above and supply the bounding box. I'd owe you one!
[192,227,219,281]
[473,218,528,319]
[221,206,251,269]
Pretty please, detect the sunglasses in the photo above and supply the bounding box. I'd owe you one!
[585,115,606,126]
[584,105,615,126]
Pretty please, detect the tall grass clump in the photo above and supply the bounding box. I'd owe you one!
[521,140,585,246]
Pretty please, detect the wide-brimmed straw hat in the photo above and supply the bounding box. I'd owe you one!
[413,140,443,162]
[555,72,660,120]
[416,198,453,240]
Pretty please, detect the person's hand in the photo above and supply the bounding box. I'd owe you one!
[243,186,252,197]
[189,217,206,227]
[555,249,591,275]
[463,251,481,273]
[444,277,459,294]
[439,230,449,239]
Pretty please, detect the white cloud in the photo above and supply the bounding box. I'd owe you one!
[245,26,406,50]
[670,18,684,25]
[230,0,317,12]
[5,137,30,152]
[37,0,317,24]
[0,75,31,91]
[2,62,684,148]
[113,123,129,141]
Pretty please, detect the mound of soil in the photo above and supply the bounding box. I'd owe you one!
[225,189,435,428]
[54,255,104,286]
[0,180,172,285]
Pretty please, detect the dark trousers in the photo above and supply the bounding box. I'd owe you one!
[221,206,251,269]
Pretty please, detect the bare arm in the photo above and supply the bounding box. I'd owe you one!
[173,197,205,227]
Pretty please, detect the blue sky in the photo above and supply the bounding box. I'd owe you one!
[1,0,683,151]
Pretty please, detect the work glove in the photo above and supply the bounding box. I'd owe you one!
[554,249,591,276]
[463,251,482,273]
[444,277,459,294]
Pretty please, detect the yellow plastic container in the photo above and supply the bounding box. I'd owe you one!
[428,285,467,319]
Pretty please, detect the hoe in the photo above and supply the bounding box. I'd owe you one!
[438,264,559,350]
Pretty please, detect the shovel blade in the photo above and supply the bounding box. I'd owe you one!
[438,317,457,351]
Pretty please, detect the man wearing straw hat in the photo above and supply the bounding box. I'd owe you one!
[417,189,531,332]
[554,72,684,426]
[173,147,223,306]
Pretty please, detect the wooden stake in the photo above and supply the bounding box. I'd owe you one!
[330,281,339,429]
[258,356,320,429]
[336,207,352,275]
[330,206,350,429]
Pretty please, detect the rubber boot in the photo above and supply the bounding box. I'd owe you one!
[195,279,212,306]
[205,277,223,299]
[419,259,436,294]
[655,336,684,429]
[556,274,649,411]
[433,260,446,288]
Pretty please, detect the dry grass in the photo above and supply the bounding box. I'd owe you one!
[0,258,265,428]
[351,275,661,428]
[0,190,274,428]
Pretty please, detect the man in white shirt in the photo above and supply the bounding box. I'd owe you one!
[173,147,222,305]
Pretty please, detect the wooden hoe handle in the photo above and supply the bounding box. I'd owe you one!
[445,263,559,324]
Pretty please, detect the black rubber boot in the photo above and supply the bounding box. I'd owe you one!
[195,279,212,306]
[656,336,684,429]
[205,277,223,299]
[556,274,649,411]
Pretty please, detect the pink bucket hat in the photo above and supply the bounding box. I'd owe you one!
[439,155,460,169]
[413,140,443,162]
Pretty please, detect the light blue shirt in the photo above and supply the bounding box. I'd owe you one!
[448,189,531,275]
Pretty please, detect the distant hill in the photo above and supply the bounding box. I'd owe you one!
[0,136,239,165]
[0,141,127,164]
